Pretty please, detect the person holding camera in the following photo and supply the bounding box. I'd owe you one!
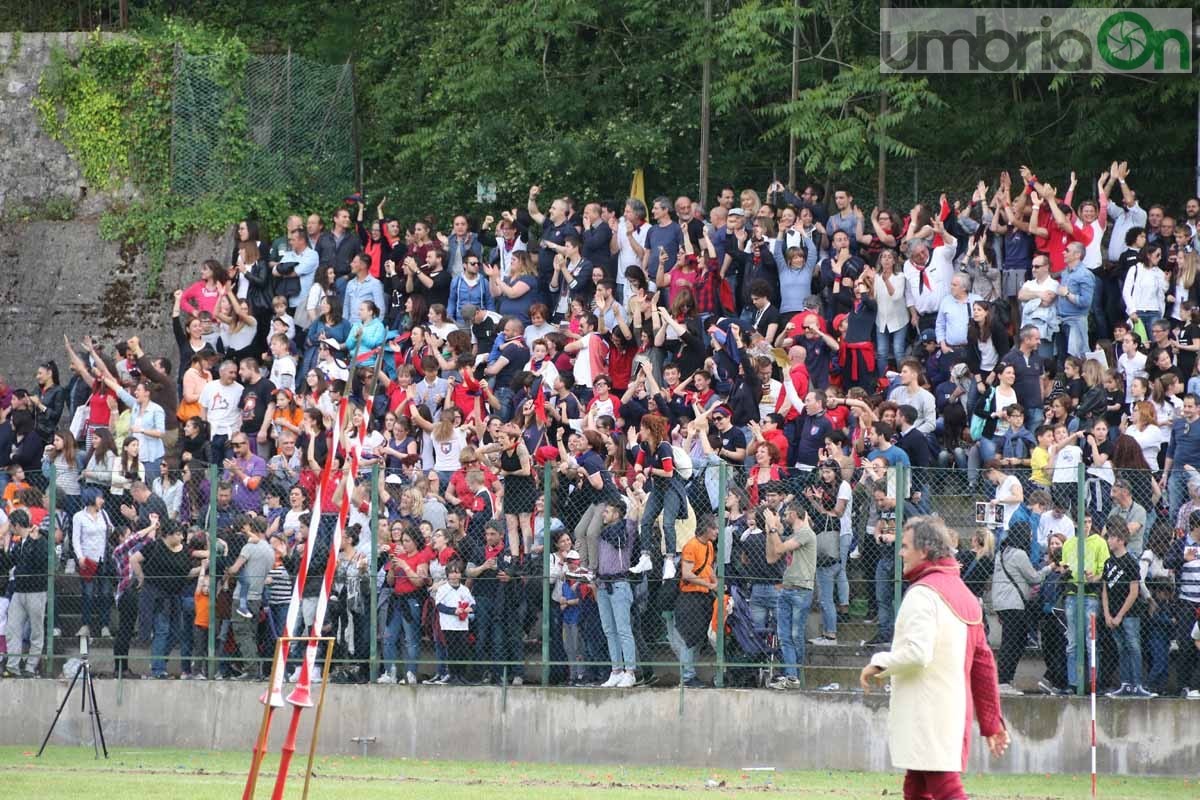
[765,502,816,690]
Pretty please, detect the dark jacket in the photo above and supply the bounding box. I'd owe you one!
[136,355,179,431]
[965,317,1012,375]
[1,532,49,593]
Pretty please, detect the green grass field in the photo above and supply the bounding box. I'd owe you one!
[0,747,1192,799]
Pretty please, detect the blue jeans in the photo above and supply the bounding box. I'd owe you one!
[640,482,681,557]
[596,580,637,671]
[1025,406,1045,434]
[776,587,814,678]
[383,593,422,676]
[1111,614,1143,688]
[1064,594,1099,690]
[666,617,695,682]
[815,538,851,635]
[148,588,182,676]
[1136,310,1161,333]
[967,437,998,489]
[494,387,515,422]
[875,557,896,642]
[1167,468,1191,529]
[1146,611,1171,690]
[748,583,780,631]
[178,594,195,674]
[473,595,502,679]
[875,327,908,375]
[80,574,112,633]
[1057,316,1089,363]
[142,457,162,486]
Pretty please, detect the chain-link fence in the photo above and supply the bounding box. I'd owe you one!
[7,460,1196,699]
[171,50,355,199]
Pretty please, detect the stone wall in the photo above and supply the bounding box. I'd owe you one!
[0,31,229,383]
[0,32,133,218]
[0,220,228,383]
[2,680,1197,777]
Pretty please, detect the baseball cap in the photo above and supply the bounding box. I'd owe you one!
[384,474,404,485]
[565,550,581,561]
[728,207,746,217]
[919,329,937,344]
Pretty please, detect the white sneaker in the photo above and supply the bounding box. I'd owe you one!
[849,547,861,560]
[405,671,418,685]
[998,683,1023,696]
[1187,688,1200,700]
[629,553,653,575]
[289,669,301,683]
[77,625,90,638]
[662,558,677,580]
[512,676,524,686]
[100,626,111,638]
[600,671,623,688]
[377,669,397,685]
[615,671,637,688]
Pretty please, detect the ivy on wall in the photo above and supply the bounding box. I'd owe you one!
[32,21,322,293]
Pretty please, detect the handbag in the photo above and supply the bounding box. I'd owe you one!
[969,390,993,442]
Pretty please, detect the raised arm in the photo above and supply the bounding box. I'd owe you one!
[527,185,546,226]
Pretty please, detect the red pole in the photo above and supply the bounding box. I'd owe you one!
[271,706,305,800]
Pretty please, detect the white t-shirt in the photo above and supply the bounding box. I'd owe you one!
[1126,424,1165,472]
[1052,444,1083,484]
[837,480,854,538]
[1019,276,1059,328]
[435,582,475,631]
[200,380,245,436]
[219,319,258,352]
[432,429,468,472]
[996,475,1022,528]
[270,355,297,393]
[1117,352,1147,400]
[759,378,782,421]
[1038,509,1076,549]
[615,221,649,294]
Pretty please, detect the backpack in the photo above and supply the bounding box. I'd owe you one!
[672,445,693,480]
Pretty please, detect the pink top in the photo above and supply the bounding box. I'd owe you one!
[180,280,222,317]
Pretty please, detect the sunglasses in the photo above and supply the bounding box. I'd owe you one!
[712,415,727,422]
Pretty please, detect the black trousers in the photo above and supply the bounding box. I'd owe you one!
[996,608,1030,685]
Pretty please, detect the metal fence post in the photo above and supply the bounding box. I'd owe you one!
[541,461,553,686]
[893,465,907,612]
[368,463,381,681]
[1075,461,1087,696]
[45,463,57,675]
[714,462,728,688]
[207,463,219,679]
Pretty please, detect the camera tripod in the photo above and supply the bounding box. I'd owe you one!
[37,637,108,760]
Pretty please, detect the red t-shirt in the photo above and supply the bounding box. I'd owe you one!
[390,549,425,595]
[1035,205,1094,274]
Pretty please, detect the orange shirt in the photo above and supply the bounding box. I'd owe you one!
[680,537,714,594]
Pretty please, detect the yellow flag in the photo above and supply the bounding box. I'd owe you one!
[629,169,645,205]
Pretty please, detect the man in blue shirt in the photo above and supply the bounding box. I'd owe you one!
[1163,393,1200,525]
[643,196,683,281]
[1054,241,1094,366]
[935,274,979,356]
[342,254,386,324]
[866,422,910,467]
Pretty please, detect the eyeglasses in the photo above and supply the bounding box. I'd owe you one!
[712,415,727,422]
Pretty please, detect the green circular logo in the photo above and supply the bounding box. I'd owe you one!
[1098,11,1155,69]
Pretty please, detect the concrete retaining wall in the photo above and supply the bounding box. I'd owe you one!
[1,681,1196,777]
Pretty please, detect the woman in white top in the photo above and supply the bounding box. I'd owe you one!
[1122,243,1168,331]
[1151,373,1183,437]
[1125,400,1165,473]
[411,397,468,491]
[72,487,112,637]
[268,484,309,541]
[214,284,258,360]
[873,249,909,374]
[152,462,183,520]
[427,303,459,341]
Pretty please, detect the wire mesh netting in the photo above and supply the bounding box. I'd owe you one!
[170,50,355,199]
[5,460,1196,697]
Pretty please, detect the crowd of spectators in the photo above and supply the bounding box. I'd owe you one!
[2,165,1200,698]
